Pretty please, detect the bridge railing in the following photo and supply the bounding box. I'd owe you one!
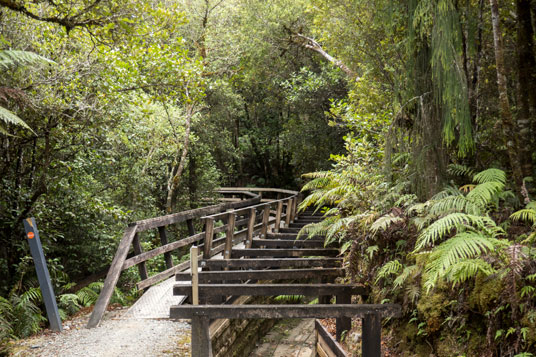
[87,187,299,328]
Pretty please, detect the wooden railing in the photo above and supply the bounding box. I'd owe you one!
[87,187,300,328]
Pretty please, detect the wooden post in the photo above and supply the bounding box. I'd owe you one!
[132,233,148,281]
[290,197,297,222]
[223,211,236,260]
[246,207,256,248]
[191,316,212,357]
[190,246,199,305]
[261,204,270,238]
[285,199,292,226]
[275,201,283,233]
[203,218,214,259]
[158,227,173,269]
[362,313,381,357]
[187,219,196,236]
[336,292,351,341]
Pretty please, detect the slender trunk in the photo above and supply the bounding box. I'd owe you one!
[489,0,524,190]
[515,0,536,177]
[166,104,195,213]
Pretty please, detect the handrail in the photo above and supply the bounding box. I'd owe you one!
[87,187,298,328]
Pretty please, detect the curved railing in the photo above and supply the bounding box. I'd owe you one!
[87,187,300,328]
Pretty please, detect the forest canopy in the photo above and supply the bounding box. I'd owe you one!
[1,0,536,355]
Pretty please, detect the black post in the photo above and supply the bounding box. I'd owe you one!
[191,316,212,356]
[23,218,63,332]
[362,313,381,357]
[336,292,351,341]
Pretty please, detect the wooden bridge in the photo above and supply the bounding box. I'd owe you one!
[87,188,401,356]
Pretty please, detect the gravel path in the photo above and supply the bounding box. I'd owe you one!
[10,308,191,357]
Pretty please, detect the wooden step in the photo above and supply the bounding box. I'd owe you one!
[176,268,345,282]
[251,239,326,248]
[279,227,301,233]
[200,257,342,269]
[173,283,367,297]
[266,233,325,241]
[230,248,339,258]
[170,304,402,319]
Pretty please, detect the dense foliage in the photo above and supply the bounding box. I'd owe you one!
[1,0,535,355]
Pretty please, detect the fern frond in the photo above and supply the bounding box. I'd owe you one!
[370,214,404,235]
[466,181,504,207]
[0,106,35,134]
[415,213,498,250]
[510,209,536,225]
[376,260,402,282]
[0,50,55,70]
[393,265,419,289]
[473,168,506,185]
[429,195,483,215]
[448,164,476,178]
[443,259,495,285]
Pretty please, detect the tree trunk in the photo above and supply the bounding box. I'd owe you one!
[489,0,524,190]
[515,0,536,177]
[166,104,195,213]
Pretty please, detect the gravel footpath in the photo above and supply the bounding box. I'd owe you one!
[10,308,191,357]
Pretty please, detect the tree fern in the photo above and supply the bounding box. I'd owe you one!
[376,260,403,283]
[473,168,506,185]
[448,164,476,178]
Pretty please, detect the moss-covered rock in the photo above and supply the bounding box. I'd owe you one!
[468,274,503,313]
[417,291,449,334]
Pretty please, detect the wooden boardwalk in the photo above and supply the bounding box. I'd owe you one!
[88,188,401,356]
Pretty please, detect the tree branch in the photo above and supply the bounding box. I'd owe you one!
[293,32,357,79]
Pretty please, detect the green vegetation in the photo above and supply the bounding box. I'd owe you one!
[1,0,535,355]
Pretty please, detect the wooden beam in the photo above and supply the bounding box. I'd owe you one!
[261,205,270,238]
[137,257,198,290]
[169,304,401,319]
[123,232,204,270]
[191,246,199,305]
[173,284,368,297]
[315,319,346,357]
[266,233,324,241]
[230,248,339,258]
[251,239,326,248]
[176,268,346,282]
[336,292,351,341]
[87,226,137,328]
[200,258,342,269]
[275,201,283,232]
[246,207,256,248]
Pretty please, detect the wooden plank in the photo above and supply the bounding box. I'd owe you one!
[230,248,339,258]
[223,211,236,259]
[261,205,270,238]
[285,199,292,226]
[279,227,301,233]
[203,218,214,259]
[136,255,200,290]
[275,201,283,232]
[176,268,346,282]
[169,304,401,319]
[191,246,199,305]
[173,284,368,297]
[87,226,137,328]
[246,207,256,248]
[362,313,381,357]
[316,319,347,357]
[132,233,148,281]
[191,316,212,357]
[186,219,196,236]
[251,239,325,248]
[217,187,299,195]
[266,233,325,241]
[122,232,204,270]
[158,227,173,269]
[133,196,260,231]
[200,258,342,269]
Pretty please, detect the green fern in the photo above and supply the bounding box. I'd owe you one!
[370,214,404,235]
[448,164,476,178]
[0,50,55,70]
[376,260,403,283]
[473,168,506,185]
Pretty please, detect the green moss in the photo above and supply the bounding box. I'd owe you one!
[468,274,503,313]
[436,333,463,357]
[417,291,449,334]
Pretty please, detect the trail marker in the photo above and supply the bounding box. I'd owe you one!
[23,218,63,332]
